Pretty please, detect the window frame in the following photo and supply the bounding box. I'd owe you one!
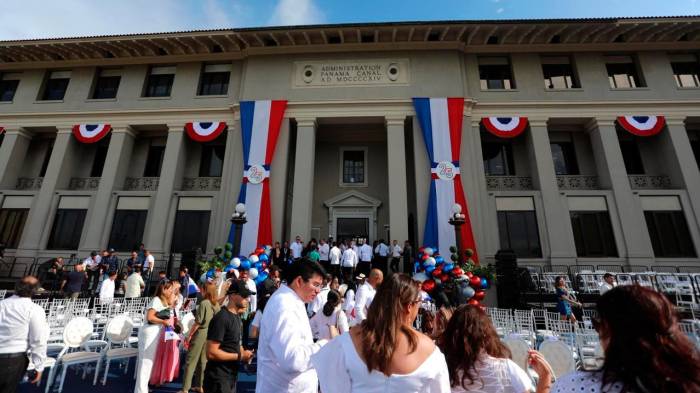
[550,141,580,175]
[91,69,121,99]
[143,66,175,98]
[197,65,231,96]
[0,79,19,102]
[199,142,226,177]
[478,56,516,90]
[644,210,697,258]
[482,140,516,176]
[40,74,70,101]
[0,208,29,249]
[570,210,618,257]
[170,210,211,253]
[108,209,148,252]
[338,146,368,187]
[496,209,543,258]
[541,56,580,89]
[46,208,87,250]
[605,55,646,89]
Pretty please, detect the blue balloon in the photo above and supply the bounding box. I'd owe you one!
[425,265,435,274]
[414,262,420,271]
[443,263,454,272]
[241,260,251,270]
[481,277,489,289]
[206,268,216,279]
[461,283,475,299]
[435,256,444,264]
[259,254,269,262]
[224,265,235,273]
[255,262,263,270]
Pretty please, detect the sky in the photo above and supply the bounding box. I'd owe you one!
[0,0,698,40]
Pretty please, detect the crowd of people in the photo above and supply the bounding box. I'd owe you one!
[1,235,700,393]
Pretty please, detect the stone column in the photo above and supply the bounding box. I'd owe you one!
[586,118,655,263]
[270,119,291,243]
[665,119,700,227]
[144,126,186,253]
[289,119,316,241]
[0,128,32,189]
[386,117,409,244]
[80,126,136,250]
[412,116,430,247]
[526,121,577,264]
[19,127,78,252]
[212,121,244,248]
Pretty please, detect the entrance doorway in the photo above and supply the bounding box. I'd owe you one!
[336,217,368,245]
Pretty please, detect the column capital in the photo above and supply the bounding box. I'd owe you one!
[110,125,137,137]
[4,127,34,139]
[584,117,616,132]
[528,119,548,128]
[166,123,186,132]
[385,116,406,127]
[56,126,73,135]
[296,118,317,128]
[665,117,686,127]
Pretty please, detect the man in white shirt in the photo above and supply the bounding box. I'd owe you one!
[354,268,384,322]
[599,273,616,295]
[83,251,101,293]
[390,240,403,273]
[143,249,155,273]
[374,239,390,276]
[256,259,328,393]
[290,236,304,260]
[358,240,373,276]
[341,244,357,285]
[307,274,331,317]
[328,242,342,280]
[99,270,117,301]
[125,267,145,298]
[318,239,330,271]
[0,276,48,391]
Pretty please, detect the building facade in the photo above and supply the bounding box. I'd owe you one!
[0,17,699,271]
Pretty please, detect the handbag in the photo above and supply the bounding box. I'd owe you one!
[155,308,171,320]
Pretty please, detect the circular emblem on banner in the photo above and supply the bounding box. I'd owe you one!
[246,165,266,184]
[436,161,457,180]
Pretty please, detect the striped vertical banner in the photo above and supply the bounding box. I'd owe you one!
[228,100,287,256]
[413,97,479,263]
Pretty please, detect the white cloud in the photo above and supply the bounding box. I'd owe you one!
[496,7,505,13]
[268,0,325,26]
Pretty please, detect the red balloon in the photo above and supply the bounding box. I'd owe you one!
[468,299,480,306]
[473,290,486,301]
[452,267,464,276]
[418,247,425,253]
[421,254,429,261]
[432,268,443,277]
[466,271,474,278]
[469,275,482,288]
[422,280,436,292]
[256,248,265,255]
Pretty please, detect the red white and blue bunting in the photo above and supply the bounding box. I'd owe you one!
[72,124,111,143]
[228,100,287,256]
[617,116,665,137]
[413,97,479,263]
[185,122,227,142]
[482,117,529,138]
[0,127,5,134]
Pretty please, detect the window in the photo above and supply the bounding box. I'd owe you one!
[92,69,121,99]
[645,211,696,257]
[570,211,618,257]
[479,57,515,90]
[143,144,166,177]
[497,211,542,258]
[108,210,148,251]
[619,139,645,175]
[39,139,54,177]
[482,141,515,175]
[197,64,231,96]
[542,56,580,89]
[0,73,20,102]
[0,209,28,249]
[47,209,87,250]
[199,144,225,177]
[40,70,71,100]
[171,210,210,253]
[342,149,365,184]
[90,141,110,177]
[670,54,700,88]
[605,55,645,88]
[691,139,700,169]
[143,66,175,97]
[550,142,579,175]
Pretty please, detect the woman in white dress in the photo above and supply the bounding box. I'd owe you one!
[310,289,349,340]
[438,305,553,393]
[312,273,451,393]
[134,280,176,393]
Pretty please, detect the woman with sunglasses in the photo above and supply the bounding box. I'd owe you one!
[312,273,450,392]
[552,285,700,393]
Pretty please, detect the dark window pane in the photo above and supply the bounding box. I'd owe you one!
[343,150,364,183]
[92,76,120,99]
[199,144,225,177]
[0,133,4,148]
[198,72,230,95]
[482,142,515,176]
[0,79,19,102]
[39,140,54,177]
[543,63,579,89]
[41,78,69,100]
[550,142,579,175]
[144,74,174,97]
[606,62,644,88]
[143,145,165,177]
[108,210,148,252]
[691,140,700,170]
[0,209,28,248]
[90,142,110,177]
[645,211,696,258]
[619,140,645,175]
[497,211,542,258]
[671,61,700,88]
[171,211,210,253]
[47,209,86,250]
[479,64,515,90]
[570,211,617,257]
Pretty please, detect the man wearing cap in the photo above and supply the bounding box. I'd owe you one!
[204,280,254,393]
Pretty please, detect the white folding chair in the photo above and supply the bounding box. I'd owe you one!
[101,315,139,385]
[48,317,103,393]
[502,337,530,372]
[0,289,7,300]
[575,332,603,370]
[539,340,576,378]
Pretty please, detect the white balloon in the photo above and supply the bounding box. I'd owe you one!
[426,257,436,266]
[231,257,241,268]
[424,247,434,256]
[413,272,429,282]
[249,268,259,279]
[249,254,259,263]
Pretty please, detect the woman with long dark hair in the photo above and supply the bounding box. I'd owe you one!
[310,288,349,340]
[312,273,450,392]
[438,305,553,393]
[552,285,700,393]
[554,276,579,322]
